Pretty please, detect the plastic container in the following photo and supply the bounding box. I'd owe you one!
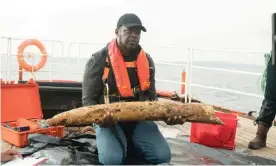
[190,111,238,150]
[1,82,64,148]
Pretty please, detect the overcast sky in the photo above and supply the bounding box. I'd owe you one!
[0,0,275,64]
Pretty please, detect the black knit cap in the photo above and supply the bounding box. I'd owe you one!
[117,13,147,32]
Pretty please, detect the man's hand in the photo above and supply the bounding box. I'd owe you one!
[1,149,21,162]
[165,116,186,125]
[99,112,117,128]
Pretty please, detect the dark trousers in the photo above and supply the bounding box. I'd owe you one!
[256,56,276,127]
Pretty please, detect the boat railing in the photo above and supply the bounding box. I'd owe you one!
[0,37,266,104]
[68,42,106,74]
[187,48,265,103]
[0,37,65,82]
[152,49,264,103]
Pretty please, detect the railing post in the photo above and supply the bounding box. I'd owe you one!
[180,70,186,94]
[5,38,10,82]
[78,43,81,73]
[184,48,190,103]
[8,38,12,82]
[49,41,54,82]
[188,48,194,103]
[61,43,64,70]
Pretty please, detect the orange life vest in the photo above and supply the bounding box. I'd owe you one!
[102,39,151,97]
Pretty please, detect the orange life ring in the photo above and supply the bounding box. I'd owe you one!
[17,39,48,72]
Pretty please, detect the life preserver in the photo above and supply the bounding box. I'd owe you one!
[156,90,173,98]
[102,39,150,97]
[17,39,48,72]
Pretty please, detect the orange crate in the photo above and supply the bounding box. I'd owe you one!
[1,82,64,148]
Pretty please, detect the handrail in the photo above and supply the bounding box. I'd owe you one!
[0,36,64,44]
[156,78,264,99]
[191,83,264,98]
[155,62,187,67]
[192,47,266,54]
[191,65,262,76]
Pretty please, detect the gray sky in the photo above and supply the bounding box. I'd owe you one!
[0,0,275,64]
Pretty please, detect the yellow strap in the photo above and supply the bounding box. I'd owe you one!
[125,61,137,68]
[102,57,109,81]
[102,58,137,82]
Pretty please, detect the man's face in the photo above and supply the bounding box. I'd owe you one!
[116,25,141,51]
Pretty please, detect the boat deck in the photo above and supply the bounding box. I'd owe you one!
[156,116,276,160]
[1,116,276,161]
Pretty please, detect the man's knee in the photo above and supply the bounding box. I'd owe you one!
[94,123,127,165]
[98,151,124,165]
[255,99,276,127]
[132,121,171,164]
[142,139,172,164]
[149,146,171,164]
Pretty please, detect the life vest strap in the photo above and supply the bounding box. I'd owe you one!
[106,85,142,97]
[125,61,136,68]
[102,59,137,82]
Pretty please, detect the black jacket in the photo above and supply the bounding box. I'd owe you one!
[82,43,158,106]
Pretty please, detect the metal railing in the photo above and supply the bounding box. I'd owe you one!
[0,36,266,105]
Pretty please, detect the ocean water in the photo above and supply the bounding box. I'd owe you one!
[1,55,266,115]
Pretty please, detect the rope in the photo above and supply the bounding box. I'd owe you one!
[257,53,271,94]
[103,83,126,163]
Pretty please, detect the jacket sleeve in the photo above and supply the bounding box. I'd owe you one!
[82,52,105,106]
[146,53,158,101]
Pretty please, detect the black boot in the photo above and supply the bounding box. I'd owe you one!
[248,122,270,149]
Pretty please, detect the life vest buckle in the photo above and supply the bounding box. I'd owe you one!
[105,62,110,68]
[132,86,141,94]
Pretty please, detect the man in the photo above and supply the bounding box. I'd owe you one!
[249,60,276,149]
[248,14,276,149]
[82,13,185,165]
[248,53,275,149]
